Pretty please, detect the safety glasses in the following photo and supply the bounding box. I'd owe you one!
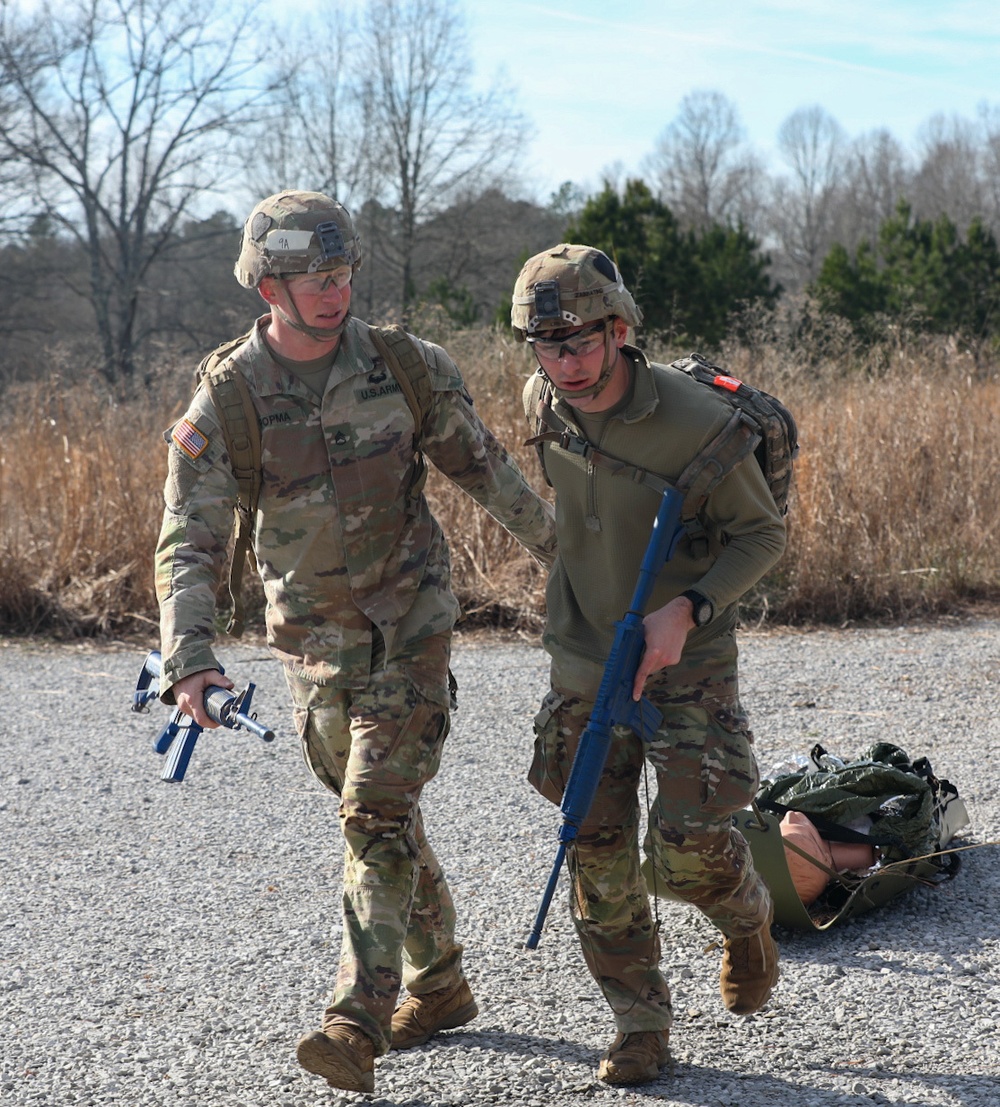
[526,321,606,360]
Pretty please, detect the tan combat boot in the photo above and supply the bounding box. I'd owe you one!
[720,912,780,1014]
[296,1022,375,1092]
[389,979,478,1050]
[597,1029,670,1085]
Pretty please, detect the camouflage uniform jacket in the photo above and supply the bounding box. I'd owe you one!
[526,345,786,695]
[156,315,556,702]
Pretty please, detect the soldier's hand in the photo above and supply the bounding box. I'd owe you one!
[174,669,234,728]
[632,598,696,700]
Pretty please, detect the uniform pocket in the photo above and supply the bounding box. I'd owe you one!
[700,706,760,817]
[528,689,568,806]
[293,704,344,796]
[341,673,451,794]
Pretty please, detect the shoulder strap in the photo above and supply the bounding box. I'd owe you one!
[523,371,555,487]
[672,352,799,518]
[674,409,761,557]
[198,331,259,638]
[369,323,433,500]
[369,324,433,434]
[524,371,759,555]
[528,396,678,496]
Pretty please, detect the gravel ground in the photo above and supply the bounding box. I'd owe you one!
[2,616,999,1107]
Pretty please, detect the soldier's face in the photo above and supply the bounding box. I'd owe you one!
[284,267,353,328]
[531,318,629,411]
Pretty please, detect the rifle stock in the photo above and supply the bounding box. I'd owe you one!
[525,487,685,949]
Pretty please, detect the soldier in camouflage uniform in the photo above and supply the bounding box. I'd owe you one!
[155,191,557,1094]
[511,245,786,1086]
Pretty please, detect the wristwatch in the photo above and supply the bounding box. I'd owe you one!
[680,589,714,627]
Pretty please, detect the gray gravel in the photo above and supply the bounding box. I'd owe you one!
[2,617,999,1107]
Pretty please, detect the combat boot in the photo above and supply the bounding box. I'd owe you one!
[390,979,478,1050]
[597,1029,670,1085]
[296,1022,375,1092]
[720,911,780,1014]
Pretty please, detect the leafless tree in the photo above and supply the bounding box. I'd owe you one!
[911,112,988,232]
[357,0,523,317]
[644,90,765,233]
[836,128,911,251]
[241,7,380,212]
[771,105,847,288]
[0,0,273,386]
[979,101,1000,233]
[409,188,566,321]
[0,45,33,238]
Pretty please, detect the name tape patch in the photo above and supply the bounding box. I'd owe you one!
[355,380,403,403]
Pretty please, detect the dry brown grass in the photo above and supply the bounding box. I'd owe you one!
[2,329,998,639]
[0,377,168,635]
[775,360,1000,622]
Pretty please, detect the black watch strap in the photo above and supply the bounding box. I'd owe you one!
[680,589,713,626]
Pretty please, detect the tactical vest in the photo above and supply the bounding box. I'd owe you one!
[198,324,433,636]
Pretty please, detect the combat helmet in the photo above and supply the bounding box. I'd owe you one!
[510,243,641,340]
[234,190,362,289]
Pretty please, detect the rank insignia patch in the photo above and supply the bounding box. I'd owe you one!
[172,418,209,460]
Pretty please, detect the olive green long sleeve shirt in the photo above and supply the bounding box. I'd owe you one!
[524,346,786,686]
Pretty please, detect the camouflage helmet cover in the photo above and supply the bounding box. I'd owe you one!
[510,243,642,339]
[234,190,362,289]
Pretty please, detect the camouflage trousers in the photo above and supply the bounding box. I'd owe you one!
[530,632,772,1033]
[286,632,465,1055]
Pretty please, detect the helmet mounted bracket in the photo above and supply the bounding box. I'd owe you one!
[313,220,347,268]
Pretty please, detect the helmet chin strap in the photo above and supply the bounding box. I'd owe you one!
[545,325,619,402]
[273,284,351,342]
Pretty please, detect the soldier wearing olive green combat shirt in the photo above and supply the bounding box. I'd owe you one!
[511,245,786,1087]
[155,192,556,1094]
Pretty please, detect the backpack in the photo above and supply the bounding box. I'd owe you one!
[198,323,433,637]
[524,350,799,556]
[738,742,970,930]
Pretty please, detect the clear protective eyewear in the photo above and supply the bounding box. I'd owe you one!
[526,321,606,360]
[287,267,352,295]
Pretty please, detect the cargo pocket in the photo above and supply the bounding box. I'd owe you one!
[528,689,568,807]
[370,694,450,790]
[700,705,760,818]
[293,705,344,796]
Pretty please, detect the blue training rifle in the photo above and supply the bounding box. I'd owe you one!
[525,485,686,949]
[131,649,275,783]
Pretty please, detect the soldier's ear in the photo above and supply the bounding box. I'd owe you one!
[258,277,279,306]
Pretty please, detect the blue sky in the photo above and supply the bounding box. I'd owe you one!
[464,1,1000,202]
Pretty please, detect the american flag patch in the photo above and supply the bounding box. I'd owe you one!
[172,418,209,460]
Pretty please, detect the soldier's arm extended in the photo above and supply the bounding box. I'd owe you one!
[688,450,787,614]
[154,394,240,704]
[413,341,557,567]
